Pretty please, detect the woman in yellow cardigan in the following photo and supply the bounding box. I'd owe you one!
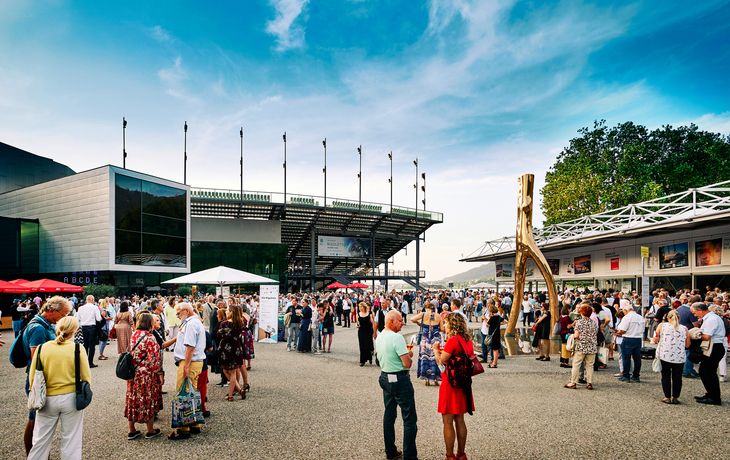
[28,313,91,460]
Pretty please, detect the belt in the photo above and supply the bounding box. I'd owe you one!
[382,370,409,375]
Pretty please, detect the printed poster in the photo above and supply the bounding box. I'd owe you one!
[258,285,279,343]
[574,255,591,274]
[659,242,689,270]
[547,259,560,276]
[563,257,574,275]
[695,238,722,267]
[496,263,513,278]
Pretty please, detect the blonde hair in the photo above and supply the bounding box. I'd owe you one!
[359,302,368,313]
[99,298,109,310]
[665,310,680,332]
[444,313,472,342]
[55,316,79,345]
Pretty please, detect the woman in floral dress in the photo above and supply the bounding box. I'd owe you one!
[115,301,134,354]
[241,306,255,370]
[124,313,162,439]
[411,302,442,386]
[217,304,245,401]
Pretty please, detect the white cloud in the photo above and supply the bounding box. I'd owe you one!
[683,112,730,135]
[150,25,172,42]
[266,0,310,51]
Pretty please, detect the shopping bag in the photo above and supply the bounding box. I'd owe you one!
[171,377,205,428]
[27,344,46,412]
[597,346,608,365]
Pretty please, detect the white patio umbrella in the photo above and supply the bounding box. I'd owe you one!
[161,265,277,287]
[468,282,496,289]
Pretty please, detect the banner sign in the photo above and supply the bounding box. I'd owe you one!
[496,263,513,278]
[317,236,371,258]
[258,285,279,343]
[659,242,689,270]
[695,238,722,267]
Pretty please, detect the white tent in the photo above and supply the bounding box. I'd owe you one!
[161,266,277,287]
[469,282,497,289]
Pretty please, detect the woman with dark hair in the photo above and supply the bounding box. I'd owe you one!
[297,299,313,353]
[217,304,246,400]
[533,303,551,361]
[125,312,162,439]
[564,303,598,389]
[433,313,474,460]
[115,300,134,354]
[559,306,573,368]
[356,302,375,366]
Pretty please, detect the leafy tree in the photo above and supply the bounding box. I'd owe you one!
[541,120,730,225]
[175,286,192,297]
[82,284,118,300]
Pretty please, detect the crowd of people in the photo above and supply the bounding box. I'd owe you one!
[8,284,729,460]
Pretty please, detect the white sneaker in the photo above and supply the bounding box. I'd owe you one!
[286,348,291,352]
[613,373,623,377]
[721,376,726,382]
[314,351,322,355]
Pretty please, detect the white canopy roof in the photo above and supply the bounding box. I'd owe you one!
[468,282,497,289]
[161,266,277,286]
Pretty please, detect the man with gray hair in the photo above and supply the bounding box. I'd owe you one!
[76,295,101,368]
[616,301,645,383]
[690,302,725,405]
[169,302,207,439]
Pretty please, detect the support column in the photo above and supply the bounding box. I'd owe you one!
[310,230,316,293]
[371,232,376,292]
[385,260,389,292]
[416,237,420,290]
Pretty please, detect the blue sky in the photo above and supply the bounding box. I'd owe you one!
[1,0,728,280]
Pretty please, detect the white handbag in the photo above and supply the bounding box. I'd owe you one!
[566,334,576,352]
[27,344,47,412]
[652,324,663,373]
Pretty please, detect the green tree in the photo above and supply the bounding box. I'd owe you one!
[175,286,192,297]
[541,120,730,225]
[82,284,118,300]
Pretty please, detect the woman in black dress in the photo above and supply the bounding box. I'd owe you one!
[356,302,375,366]
[487,304,505,368]
[532,303,551,361]
[297,300,313,353]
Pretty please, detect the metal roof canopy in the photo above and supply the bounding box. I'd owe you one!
[462,180,730,262]
[190,188,442,278]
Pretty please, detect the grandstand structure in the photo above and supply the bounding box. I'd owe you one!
[190,187,443,290]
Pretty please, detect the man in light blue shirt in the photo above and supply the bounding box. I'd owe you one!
[692,302,726,405]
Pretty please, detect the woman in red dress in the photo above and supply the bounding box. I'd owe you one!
[124,312,162,439]
[433,313,474,460]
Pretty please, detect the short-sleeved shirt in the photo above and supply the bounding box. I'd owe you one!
[617,311,645,338]
[655,306,671,323]
[174,315,207,362]
[286,305,301,324]
[375,330,408,373]
[676,305,698,329]
[701,312,726,344]
[23,315,56,372]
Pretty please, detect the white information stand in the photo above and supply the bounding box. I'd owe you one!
[258,285,279,343]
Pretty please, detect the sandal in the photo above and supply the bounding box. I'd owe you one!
[671,398,680,404]
[487,364,497,368]
[425,381,430,386]
[564,383,576,389]
[145,429,161,439]
[225,396,234,401]
[586,384,593,390]
[168,430,190,440]
[445,455,457,460]
[661,398,672,404]
[457,453,468,460]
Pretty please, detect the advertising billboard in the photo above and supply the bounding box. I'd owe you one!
[574,255,592,274]
[659,242,688,269]
[317,236,371,258]
[695,238,722,267]
[496,263,513,278]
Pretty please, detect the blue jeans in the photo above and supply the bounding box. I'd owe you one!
[683,350,698,376]
[481,332,491,361]
[13,320,23,337]
[621,337,642,379]
[379,371,418,460]
[287,324,299,350]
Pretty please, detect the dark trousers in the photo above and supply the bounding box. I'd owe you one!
[336,308,343,324]
[342,312,350,327]
[482,332,491,361]
[660,360,683,398]
[81,325,96,365]
[699,344,725,402]
[621,337,642,379]
[379,372,418,460]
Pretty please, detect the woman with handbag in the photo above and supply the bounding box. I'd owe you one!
[485,304,506,368]
[411,301,442,384]
[558,306,573,368]
[533,303,551,361]
[241,305,255,371]
[125,312,162,439]
[28,313,91,460]
[217,305,246,401]
[97,298,112,360]
[652,310,690,404]
[115,301,134,354]
[432,313,474,460]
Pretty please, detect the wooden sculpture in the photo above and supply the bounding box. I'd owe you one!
[505,174,559,351]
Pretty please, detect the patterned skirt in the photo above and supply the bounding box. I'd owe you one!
[417,324,441,382]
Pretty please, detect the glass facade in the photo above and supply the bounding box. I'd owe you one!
[0,216,39,277]
[191,241,287,285]
[115,173,187,267]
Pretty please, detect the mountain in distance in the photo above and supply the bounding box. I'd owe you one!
[427,262,495,288]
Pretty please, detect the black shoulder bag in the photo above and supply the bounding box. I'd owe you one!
[75,344,93,410]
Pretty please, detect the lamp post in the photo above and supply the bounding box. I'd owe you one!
[240,127,244,210]
[323,138,327,209]
[421,172,426,242]
[388,151,393,215]
[122,117,127,169]
[414,158,419,290]
[283,132,287,218]
[357,145,362,213]
[183,121,188,185]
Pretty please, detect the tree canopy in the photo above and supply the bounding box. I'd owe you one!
[540,120,730,225]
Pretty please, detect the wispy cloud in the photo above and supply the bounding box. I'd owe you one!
[149,25,172,42]
[266,0,310,51]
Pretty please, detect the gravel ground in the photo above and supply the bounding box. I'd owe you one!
[1,323,729,460]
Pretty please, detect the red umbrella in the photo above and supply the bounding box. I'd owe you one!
[21,279,83,292]
[326,282,348,289]
[0,280,32,293]
[347,282,369,289]
[9,279,31,285]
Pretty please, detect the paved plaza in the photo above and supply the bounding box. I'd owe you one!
[2,323,729,459]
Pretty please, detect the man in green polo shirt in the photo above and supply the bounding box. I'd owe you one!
[376,310,418,460]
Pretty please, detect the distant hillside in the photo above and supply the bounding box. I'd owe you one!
[427,262,495,288]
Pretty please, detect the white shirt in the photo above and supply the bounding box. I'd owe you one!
[342,298,351,311]
[76,302,101,326]
[701,311,727,344]
[401,300,409,314]
[619,298,631,310]
[617,310,644,338]
[451,309,468,322]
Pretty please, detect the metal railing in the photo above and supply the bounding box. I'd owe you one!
[190,187,443,222]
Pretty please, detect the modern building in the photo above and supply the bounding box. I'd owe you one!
[0,143,443,294]
[462,180,730,293]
